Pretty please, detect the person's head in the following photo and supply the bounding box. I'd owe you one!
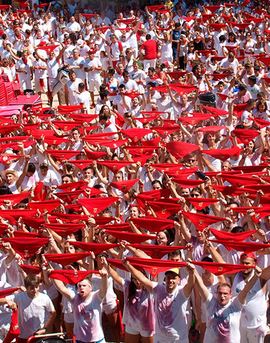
[165,268,180,293]
[156,230,170,246]
[248,75,256,87]
[240,252,256,277]
[27,163,36,177]
[78,82,85,93]
[69,69,76,81]
[256,100,267,113]
[123,70,129,82]
[168,250,182,262]
[77,278,92,299]
[83,166,95,179]
[71,127,80,141]
[238,83,247,95]
[146,33,151,40]
[25,275,41,298]
[5,170,17,185]
[40,162,49,176]
[217,283,232,307]
[129,205,139,218]
[62,174,73,184]
[152,179,162,190]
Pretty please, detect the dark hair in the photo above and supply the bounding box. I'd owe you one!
[217,283,231,291]
[27,163,36,174]
[25,275,41,288]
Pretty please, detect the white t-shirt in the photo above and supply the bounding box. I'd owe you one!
[204,294,242,343]
[9,292,55,339]
[71,290,104,342]
[152,283,189,342]
[122,279,155,335]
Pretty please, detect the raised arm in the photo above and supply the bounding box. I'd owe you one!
[124,260,155,293]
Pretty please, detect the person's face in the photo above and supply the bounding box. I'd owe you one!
[115,173,123,181]
[84,168,94,178]
[6,173,15,184]
[156,231,168,246]
[40,166,48,176]
[73,50,79,58]
[26,285,39,298]
[191,191,200,198]
[130,206,139,218]
[152,182,162,190]
[217,286,232,307]
[180,188,190,197]
[165,272,180,293]
[77,280,92,299]
[64,243,76,254]
[169,254,182,262]
[240,257,256,276]
[62,177,71,184]
[69,72,76,81]
[72,130,80,141]
[222,161,231,171]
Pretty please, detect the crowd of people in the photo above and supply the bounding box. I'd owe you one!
[1,0,270,342]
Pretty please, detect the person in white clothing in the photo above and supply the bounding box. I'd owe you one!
[195,266,263,343]
[84,51,102,108]
[125,261,195,343]
[0,275,56,342]
[52,268,108,343]
[232,253,269,343]
[65,70,83,105]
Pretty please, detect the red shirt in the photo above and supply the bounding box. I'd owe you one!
[141,39,158,60]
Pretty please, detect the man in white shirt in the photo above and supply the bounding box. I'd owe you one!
[84,50,102,108]
[65,69,83,105]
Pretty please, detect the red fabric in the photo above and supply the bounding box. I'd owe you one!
[147,200,182,218]
[57,180,87,191]
[54,213,89,222]
[210,239,270,252]
[105,230,155,243]
[121,128,152,142]
[209,23,227,30]
[45,223,85,232]
[0,192,30,206]
[85,149,106,159]
[33,182,47,201]
[0,209,37,220]
[44,252,91,266]
[99,223,132,231]
[205,5,221,12]
[58,105,83,113]
[166,141,199,159]
[49,269,98,284]
[70,242,119,254]
[78,197,118,215]
[2,237,49,258]
[182,211,226,231]
[186,198,218,210]
[129,244,186,259]
[172,178,204,188]
[151,163,182,173]
[169,84,197,95]
[3,309,20,343]
[28,200,61,212]
[97,160,134,172]
[0,288,20,298]
[55,189,84,203]
[131,217,174,232]
[13,231,40,238]
[220,173,260,186]
[80,13,97,18]
[202,146,242,161]
[198,126,226,133]
[107,258,127,271]
[19,264,41,275]
[46,149,80,160]
[192,261,255,275]
[37,44,59,52]
[210,228,257,241]
[126,257,187,277]
[232,129,260,144]
[141,39,158,59]
[202,106,228,116]
[21,217,45,230]
[110,179,139,193]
